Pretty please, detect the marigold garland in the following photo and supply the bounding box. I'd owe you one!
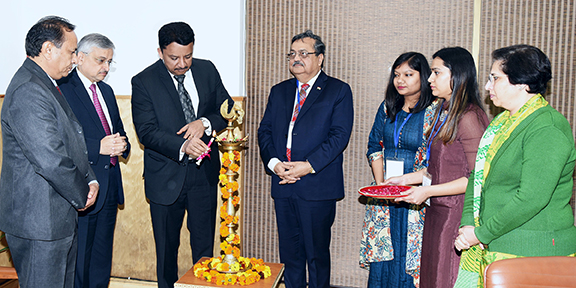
[193,257,272,286]
[193,149,270,285]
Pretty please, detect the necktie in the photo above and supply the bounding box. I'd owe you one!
[56,86,62,95]
[90,84,117,166]
[286,83,310,161]
[174,74,197,123]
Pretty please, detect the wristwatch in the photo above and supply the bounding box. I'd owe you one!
[307,160,316,174]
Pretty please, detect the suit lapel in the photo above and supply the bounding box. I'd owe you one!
[156,60,186,121]
[70,71,107,135]
[24,59,81,126]
[190,61,205,117]
[98,82,120,133]
[285,78,298,124]
[294,71,327,125]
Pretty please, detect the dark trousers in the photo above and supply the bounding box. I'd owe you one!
[150,166,217,288]
[274,193,336,288]
[75,165,120,288]
[6,232,77,288]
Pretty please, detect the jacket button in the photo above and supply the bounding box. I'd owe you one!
[89,161,94,165]
[104,164,109,169]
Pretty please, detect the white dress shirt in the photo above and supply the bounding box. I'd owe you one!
[78,71,113,132]
[166,67,213,160]
[267,71,321,173]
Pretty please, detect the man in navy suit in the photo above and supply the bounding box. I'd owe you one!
[131,22,232,288]
[258,30,354,288]
[58,33,129,288]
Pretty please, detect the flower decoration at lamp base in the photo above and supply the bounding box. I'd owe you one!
[192,100,270,285]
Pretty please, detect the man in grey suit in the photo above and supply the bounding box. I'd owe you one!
[0,16,99,288]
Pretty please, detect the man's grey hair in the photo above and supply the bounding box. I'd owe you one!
[77,33,115,54]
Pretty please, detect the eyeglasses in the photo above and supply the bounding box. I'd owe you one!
[487,74,507,84]
[286,50,317,61]
[82,51,114,67]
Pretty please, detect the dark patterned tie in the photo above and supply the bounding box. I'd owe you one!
[90,84,117,166]
[174,74,197,123]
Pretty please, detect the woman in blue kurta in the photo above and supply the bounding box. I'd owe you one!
[360,52,437,288]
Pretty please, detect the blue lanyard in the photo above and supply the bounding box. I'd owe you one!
[425,110,447,166]
[393,101,419,150]
[393,112,413,149]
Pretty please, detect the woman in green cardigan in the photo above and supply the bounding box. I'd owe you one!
[453,44,576,287]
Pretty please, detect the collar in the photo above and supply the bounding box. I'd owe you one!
[77,69,98,90]
[298,70,321,90]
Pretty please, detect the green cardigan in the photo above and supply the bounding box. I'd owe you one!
[461,105,576,256]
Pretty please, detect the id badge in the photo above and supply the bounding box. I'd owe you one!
[422,171,432,206]
[385,158,404,179]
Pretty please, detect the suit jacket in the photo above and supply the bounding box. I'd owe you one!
[131,59,232,205]
[57,69,130,215]
[0,58,97,240]
[461,105,576,256]
[258,71,354,201]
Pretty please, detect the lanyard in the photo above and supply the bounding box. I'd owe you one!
[393,100,419,150]
[393,112,413,149]
[425,109,447,166]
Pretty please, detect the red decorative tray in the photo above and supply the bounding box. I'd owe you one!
[358,185,411,199]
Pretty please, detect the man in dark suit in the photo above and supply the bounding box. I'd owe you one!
[0,16,99,288]
[258,30,354,288]
[131,22,232,288]
[57,33,129,288]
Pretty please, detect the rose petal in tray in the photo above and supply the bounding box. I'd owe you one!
[358,185,411,199]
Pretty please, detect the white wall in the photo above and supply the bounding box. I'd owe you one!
[0,0,246,96]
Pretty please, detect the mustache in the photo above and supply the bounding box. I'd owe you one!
[292,61,304,67]
[174,66,189,72]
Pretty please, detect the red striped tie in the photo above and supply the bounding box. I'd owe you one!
[286,84,310,161]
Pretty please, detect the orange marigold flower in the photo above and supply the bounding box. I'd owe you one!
[232,247,241,258]
[231,182,239,192]
[220,208,228,219]
[221,189,231,199]
[230,163,240,172]
[219,168,227,175]
[232,197,240,206]
[222,159,231,167]
[225,274,237,285]
[220,223,230,237]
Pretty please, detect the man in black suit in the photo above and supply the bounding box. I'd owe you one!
[0,16,98,288]
[58,33,129,288]
[258,30,354,288]
[131,22,232,288]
